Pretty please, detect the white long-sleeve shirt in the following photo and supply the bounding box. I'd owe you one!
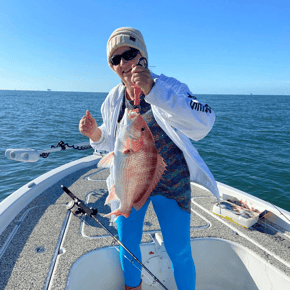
[91,73,220,203]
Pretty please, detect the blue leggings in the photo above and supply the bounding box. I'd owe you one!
[116,195,196,289]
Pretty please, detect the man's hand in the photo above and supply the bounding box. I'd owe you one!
[131,65,154,96]
[79,110,101,142]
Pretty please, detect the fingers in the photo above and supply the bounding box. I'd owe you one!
[79,119,93,137]
[83,111,96,125]
[80,116,92,130]
[86,110,95,122]
[131,66,148,85]
[79,112,97,138]
[131,66,154,95]
[131,65,149,77]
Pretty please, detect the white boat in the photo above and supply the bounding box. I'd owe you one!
[1,149,290,289]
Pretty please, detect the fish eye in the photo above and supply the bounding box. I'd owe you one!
[141,127,145,131]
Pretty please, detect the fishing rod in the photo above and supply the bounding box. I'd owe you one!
[270,202,290,223]
[5,141,92,162]
[61,185,169,290]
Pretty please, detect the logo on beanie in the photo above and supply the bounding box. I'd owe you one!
[130,36,136,42]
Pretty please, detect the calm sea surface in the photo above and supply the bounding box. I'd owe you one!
[0,90,289,211]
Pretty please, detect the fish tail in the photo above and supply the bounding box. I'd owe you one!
[104,209,130,218]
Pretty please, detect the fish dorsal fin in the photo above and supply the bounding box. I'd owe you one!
[133,154,167,211]
[98,152,114,168]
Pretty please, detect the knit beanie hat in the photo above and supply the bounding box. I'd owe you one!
[107,27,148,68]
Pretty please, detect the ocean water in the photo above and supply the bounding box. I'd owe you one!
[1,90,289,212]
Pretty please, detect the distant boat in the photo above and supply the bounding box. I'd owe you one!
[47,89,52,91]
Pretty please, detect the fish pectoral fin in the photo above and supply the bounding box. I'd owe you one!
[98,152,114,168]
[133,154,167,211]
[105,185,118,205]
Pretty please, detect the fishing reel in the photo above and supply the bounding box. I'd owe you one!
[66,198,98,217]
[63,185,98,218]
[61,185,168,290]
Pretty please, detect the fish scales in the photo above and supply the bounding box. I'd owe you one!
[122,151,158,204]
[98,108,166,218]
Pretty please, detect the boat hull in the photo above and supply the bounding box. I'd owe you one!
[67,238,290,290]
[1,155,290,290]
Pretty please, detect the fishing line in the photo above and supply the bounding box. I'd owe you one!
[62,185,168,290]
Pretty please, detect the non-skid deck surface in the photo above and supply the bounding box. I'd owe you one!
[191,195,290,277]
[0,164,290,289]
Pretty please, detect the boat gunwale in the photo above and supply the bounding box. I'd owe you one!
[0,155,101,236]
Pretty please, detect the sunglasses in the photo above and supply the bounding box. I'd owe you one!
[110,48,139,66]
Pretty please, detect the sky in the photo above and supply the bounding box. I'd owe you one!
[0,0,289,94]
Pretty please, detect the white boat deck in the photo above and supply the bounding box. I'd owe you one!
[0,160,290,289]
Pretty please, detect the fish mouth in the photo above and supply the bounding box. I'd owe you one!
[121,109,134,128]
[127,108,139,118]
[121,109,140,140]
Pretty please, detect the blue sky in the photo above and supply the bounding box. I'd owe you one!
[0,0,289,94]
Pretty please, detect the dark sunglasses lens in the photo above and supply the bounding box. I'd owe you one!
[123,49,139,61]
[111,49,139,65]
[111,55,121,66]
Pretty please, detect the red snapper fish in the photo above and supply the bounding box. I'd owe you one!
[98,108,166,218]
